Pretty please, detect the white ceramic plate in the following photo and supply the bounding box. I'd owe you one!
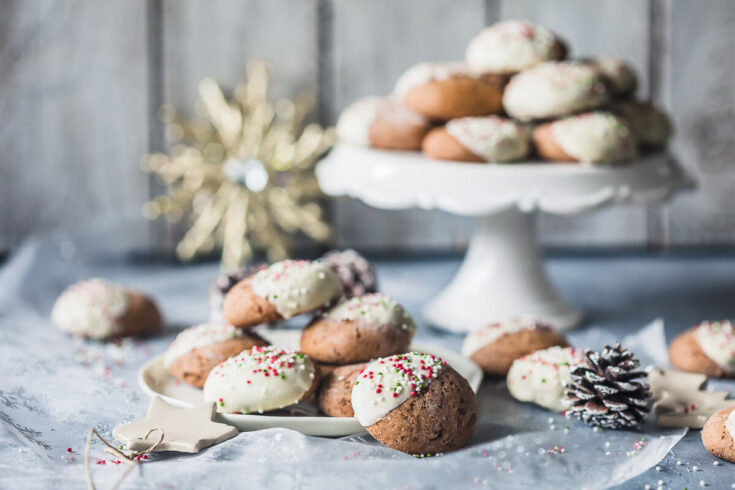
[138,329,483,437]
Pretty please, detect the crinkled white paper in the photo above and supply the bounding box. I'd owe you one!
[0,234,686,489]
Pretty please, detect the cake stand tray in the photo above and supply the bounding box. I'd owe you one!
[316,144,691,333]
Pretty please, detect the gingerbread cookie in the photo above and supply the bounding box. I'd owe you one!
[316,362,367,417]
[533,111,638,164]
[507,346,586,412]
[300,293,415,364]
[165,323,269,388]
[582,55,638,99]
[203,346,318,414]
[351,353,477,454]
[394,62,505,121]
[336,97,430,151]
[611,100,673,149]
[669,321,735,378]
[51,278,162,340]
[462,318,568,376]
[223,260,342,328]
[702,406,735,463]
[465,19,566,75]
[422,116,530,163]
[503,61,608,121]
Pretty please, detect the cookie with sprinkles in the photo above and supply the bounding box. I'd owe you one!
[506,345,586,412]
[394,61,506,122]
[462,318,568,376]
[223,259,343,328]
[702,405,735,463]
[581,55,638,99]
[351,352,477,454]
[336,96,430,151]
[51,278,162,340]
[165,323,269,388]
[316,362,367,417]
[669,321,735,378]
[465,19,566,75]
[203,346,319,414]
[533,111,638,164]
[422,116,530,163]
[503,61,608,121]
[300,293,416,364]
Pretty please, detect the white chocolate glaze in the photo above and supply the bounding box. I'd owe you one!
[726,410,735,442]
[203,346,316,414]
[164,323,247,368]
[506,346,586,412]
[446,116,530,162]
[462,317,554,357]
[502,61,608,121]
[325,293,416,334]
[336,97,426,146]
[694,320,735,374]
[51,278,129,339]
[612,100,672,147]
[586,55,637,96]
[393,61,470,98]
[466,19,561,74]
[551,111,638,163]
[251,260,342,318]
[351,352,446,427]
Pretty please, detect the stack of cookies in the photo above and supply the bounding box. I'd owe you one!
[163,253,478,455]
[337,19,672,165]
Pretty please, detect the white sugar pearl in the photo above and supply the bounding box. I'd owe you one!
[657,480,663,486]
[604,441,611,448]
[700,480,706,487]
[676,460,683,465]
[713,461,721,466]
[655,466,662,471]
[548,418,554,424]
[692,465,700,471]
[644,485,651,490]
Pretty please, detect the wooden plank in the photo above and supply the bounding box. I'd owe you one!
[329,0,486,250]
[0,0,152,252]
[665,0,735,244]
[500,0,652,247]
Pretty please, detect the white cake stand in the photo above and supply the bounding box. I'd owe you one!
[316,144,690,333]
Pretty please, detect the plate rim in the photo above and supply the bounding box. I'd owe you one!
[137,337,483,435]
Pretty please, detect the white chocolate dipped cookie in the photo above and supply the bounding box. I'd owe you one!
[507,346,586,412]
[394,61,505,121]
[301,293,416,364]
[165,323,269,388]
[702,406,735,463]
[669,321,735,378]
[423,116,530,163]
[503,61,608,121]
[351,352,477,454]
[582,55,638,98]
[611,100,673,149]
[203,346,318,414]
[533,111,638,164]
[466,19,566,75]
[336,96,430,151]
[51,278,162,340]
[462,318,568,376]
[223,259,343,328]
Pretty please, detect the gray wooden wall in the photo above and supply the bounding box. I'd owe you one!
[1,0,734,255]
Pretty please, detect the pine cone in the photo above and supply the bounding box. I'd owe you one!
[563,343,650,429]
[319,249,377,300]
[208,263,266,321]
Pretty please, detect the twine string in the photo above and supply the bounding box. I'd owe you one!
[84,426,164,490]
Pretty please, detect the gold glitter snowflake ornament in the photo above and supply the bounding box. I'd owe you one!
[141,60,335,267]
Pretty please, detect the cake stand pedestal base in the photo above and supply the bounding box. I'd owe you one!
[422,207,583,332]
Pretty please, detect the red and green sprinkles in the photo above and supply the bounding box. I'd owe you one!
[356,352,446,399]
[213,345,308,384]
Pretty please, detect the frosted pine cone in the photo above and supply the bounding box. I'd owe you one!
[563,343,650,429]
[319,249,377,300]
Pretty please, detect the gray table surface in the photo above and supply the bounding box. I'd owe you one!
[1,246,735,489]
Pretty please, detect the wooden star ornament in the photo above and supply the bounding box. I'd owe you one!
[113,397,237,453]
